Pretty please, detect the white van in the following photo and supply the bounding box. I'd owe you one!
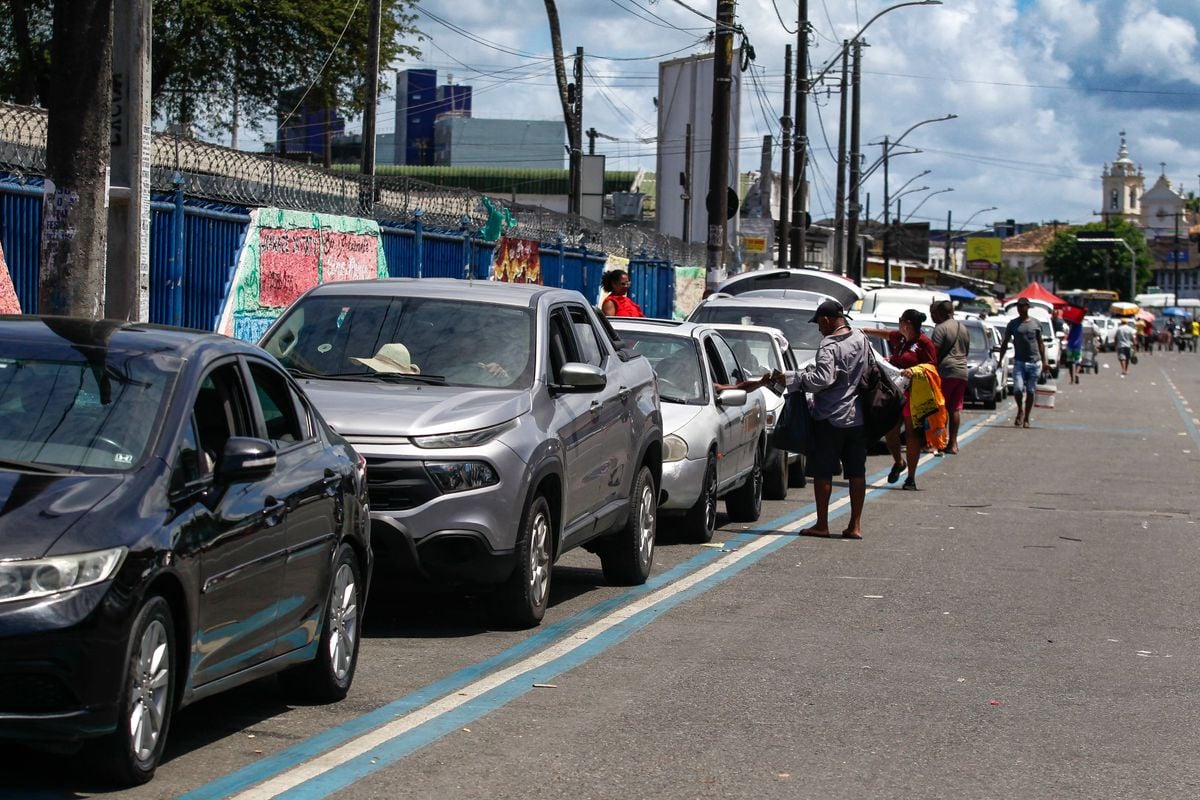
[855,287,952,324]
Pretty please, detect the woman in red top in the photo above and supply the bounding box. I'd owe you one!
[862,308,936,490]
[601,269,645,317]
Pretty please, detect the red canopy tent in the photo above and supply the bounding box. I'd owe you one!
[1009,283,1067,309]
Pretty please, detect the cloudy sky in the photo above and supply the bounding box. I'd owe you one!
[370,0,1200,234]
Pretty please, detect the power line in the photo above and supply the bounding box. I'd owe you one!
[278,0,363,132]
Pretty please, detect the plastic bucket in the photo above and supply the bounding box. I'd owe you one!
[1034,384,1057,409]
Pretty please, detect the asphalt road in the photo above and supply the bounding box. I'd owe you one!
[4,348,1199,800]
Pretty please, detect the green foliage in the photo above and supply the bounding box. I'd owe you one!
[996,264,1027,295]
[1042,218,1154,300]
[0,0,422,138]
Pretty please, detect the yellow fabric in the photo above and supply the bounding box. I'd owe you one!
[908,364,948,451]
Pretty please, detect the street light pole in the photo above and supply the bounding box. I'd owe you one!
[903,187,952,222]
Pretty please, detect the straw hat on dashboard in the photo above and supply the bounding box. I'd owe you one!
[352,343,421,374]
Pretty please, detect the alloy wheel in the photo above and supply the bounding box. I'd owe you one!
[529,509,552,608]
[637,480,656,568]
[328,562,359,682]
[128,619,171,763]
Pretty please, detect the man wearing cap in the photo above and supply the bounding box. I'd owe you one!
[996,298,1048,428]
[770,299,870,539]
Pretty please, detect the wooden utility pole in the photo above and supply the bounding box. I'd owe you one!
[777,44,792,268]
[106,0,152,322]
[41,0,113,318]
[570,47,584,216]
[361,0,382,175]
[705,0,736,290]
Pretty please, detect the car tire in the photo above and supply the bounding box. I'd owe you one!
[496,493,553,627]
[599,464,657,585]
[91,595,176,787]
[682,453,718,543]
[725,443,763,522]
[280,543,362,702]
[788,452,807,488]
[763,446,789,501]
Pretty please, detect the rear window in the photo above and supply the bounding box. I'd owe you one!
[689,305,824,350]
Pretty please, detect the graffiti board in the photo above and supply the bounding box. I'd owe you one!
[217,209,387,341]
[0,242,19,314]
[492,237,541,284]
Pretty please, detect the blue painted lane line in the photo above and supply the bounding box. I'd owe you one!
[188,412,1000,800]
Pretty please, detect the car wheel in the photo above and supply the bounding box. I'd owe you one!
[600,464,656,585]
[725,443,763,522]
[763,446,789,501]
[788,452,807,488]
[496,493,553,627]
[280,543,362,702]
[91,595,175,787]
[682,453,718,543]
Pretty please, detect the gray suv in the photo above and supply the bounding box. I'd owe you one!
[261,279,662,626]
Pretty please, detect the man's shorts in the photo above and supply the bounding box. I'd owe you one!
[1065,348,1081,364]
[806,419,867,480]
[1012,360,1041,395]
[1118,345,1132,362]
[941,377,967,413]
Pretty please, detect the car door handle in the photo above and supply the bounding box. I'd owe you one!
[322,468,341,486]
[589,399,603,413]
[618,386,631,401]
[264,496,288,519]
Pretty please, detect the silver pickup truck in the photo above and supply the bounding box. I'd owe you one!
[261,279,662,626]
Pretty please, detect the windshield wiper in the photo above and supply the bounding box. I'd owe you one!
[286,367,328,380]
[0,458,71,474]
[658,394,690,404]
[370,372,447,385]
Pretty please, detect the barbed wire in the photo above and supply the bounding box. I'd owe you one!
[0,101,713,264]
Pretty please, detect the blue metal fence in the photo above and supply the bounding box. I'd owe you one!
[0,177,43,311]
[627,256,675,320]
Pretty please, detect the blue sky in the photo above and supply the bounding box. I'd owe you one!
[359,0,1200,232]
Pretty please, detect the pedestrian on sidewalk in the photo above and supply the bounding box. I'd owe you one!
[996,297,1048,428]
[860,308,935,490]
[770,299,869,539]
[1064,318,1084,384]
[1114,318,1135,377]
[930,299,969,454]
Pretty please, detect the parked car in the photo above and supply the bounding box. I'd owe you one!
[962,319,1002,409]
[0,317,371,786]
[260,279,662,627]
[705,322,806,498]
[1087,315,1117,351]
[983,317,1015,394]
[715,268,865,308]
[686,294,825,366]
[610,319,766,544]
[855,287,951,323]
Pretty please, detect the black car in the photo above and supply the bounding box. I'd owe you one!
[0,317,371,786]
[963,319,1001,409]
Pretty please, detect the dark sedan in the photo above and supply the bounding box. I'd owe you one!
[962,319,1001,409]
[0,317,371,786]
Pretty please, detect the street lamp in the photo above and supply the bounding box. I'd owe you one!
[944,205,998,273]
[904,187,953,222]
[796,0,944,272]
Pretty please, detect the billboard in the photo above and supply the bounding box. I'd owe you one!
[656,52,742,245]
[966,237,1002,270]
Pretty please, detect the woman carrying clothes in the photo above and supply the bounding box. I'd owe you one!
[600,269,645,317]
[861,308,936,490]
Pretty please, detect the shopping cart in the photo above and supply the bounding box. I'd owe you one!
[1079,333,1100,374]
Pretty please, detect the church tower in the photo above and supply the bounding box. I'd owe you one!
[1100,132,1144,224]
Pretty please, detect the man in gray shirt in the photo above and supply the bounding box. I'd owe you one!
[772,299,869,539]
[1114,318,1135,377]
[930,299,969,454]
[997,298,1048,428]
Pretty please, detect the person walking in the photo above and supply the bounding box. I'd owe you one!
[1114,318,1135,377]
[770,299,869,539]
[600,269,645,317]
[861,309,936,490]
[1064,318,1084,384]
[930,299,969,454]
[996,297,1049,428]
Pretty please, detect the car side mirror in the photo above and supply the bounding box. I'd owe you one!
[216,437,278,483]
[717,388,747,407]
[552,362,607,393]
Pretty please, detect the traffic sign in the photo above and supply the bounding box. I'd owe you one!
[1167,250,1189,263]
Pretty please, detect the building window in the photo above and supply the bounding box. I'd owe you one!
[1111,189,1118,210]
[1130,187,1138,207]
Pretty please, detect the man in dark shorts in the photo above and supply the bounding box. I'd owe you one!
[930,299,969,454]
[771,299,869,539]
[996,298,1049,428]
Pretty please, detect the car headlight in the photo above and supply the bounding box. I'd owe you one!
[425,461,499,493]
[411,419,518,449]
[0,547,126,604]
[663,434,689,463]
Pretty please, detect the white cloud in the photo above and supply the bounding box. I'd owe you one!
[1115,0,1200,77]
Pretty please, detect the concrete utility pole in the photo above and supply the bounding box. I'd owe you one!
[41,0,114,318]
[361,0,382,176]
[705,0,736,290]
[569,47,584,216]
[777,44,792,269]
[682,123,693,242]
[106,0,152,322]
[790,0,808,269]
[944,209,952,270]
[832,41,849,276]
[844,40,863,285]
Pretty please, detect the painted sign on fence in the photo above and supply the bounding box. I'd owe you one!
[218,209,387,342]
[0,242,19,314]
[492,237,541,284]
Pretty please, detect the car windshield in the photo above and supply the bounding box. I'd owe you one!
[616,330,705,405]
[966,324,988,353]
[262,294,535,390]
[0,344,177,472]
[689,305,824,352]
[714,331,780,378]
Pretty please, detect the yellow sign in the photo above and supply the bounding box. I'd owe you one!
[966,237,1001,264]
[741,236,767,253]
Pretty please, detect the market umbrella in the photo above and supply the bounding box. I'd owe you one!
[1161,307,1188,317]
[1136,310,1156,323]
[946,286,977,301]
